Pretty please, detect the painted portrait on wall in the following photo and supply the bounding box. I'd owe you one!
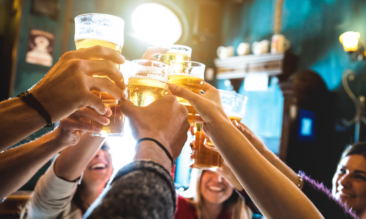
[26,29,54,67]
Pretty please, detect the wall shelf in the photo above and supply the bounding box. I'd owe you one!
[214,52,298,80]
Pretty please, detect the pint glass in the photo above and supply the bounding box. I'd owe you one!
[128,60,168,106]
[155,45,192,65]
[191,123,223,170]
[74,13,125,136]
[168,61,205,124]
[75,13,124,69]
[204,90,248,150]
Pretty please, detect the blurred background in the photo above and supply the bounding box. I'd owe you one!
[2,0,366,217]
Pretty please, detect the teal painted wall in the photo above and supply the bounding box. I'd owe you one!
[12,0,68,96]
[11,0,69,190]
[219,0,366,185]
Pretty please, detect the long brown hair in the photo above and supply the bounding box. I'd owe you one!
[186,169,251,219]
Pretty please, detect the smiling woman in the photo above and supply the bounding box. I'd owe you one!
[131,3,183,45]
[20,136,114,219]
[332,142,366,218]
[175,169,252,219]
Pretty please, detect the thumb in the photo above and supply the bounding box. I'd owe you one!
[120,99,139,117]
[169,84,202,108]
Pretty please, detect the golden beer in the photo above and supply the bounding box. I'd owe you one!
[91,100,124,136]
[75,39,122,98]
[127,77,168,106]
[228,116,242,123]
[168,74,203,124]
[192,123,223,170]
[168,60,205,125]
[75,13,125,136]
[157,52,190,65]
[75,39,122,70]
[75,39,122,52]
[168,74,203,105]
[75,39,124,136]
[204,116,243,150]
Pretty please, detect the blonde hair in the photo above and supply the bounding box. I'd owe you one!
[185,169,251,219]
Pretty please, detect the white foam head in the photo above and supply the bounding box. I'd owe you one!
[74,13,125,46]
[130,60,168,83]
[168,61,205,79]
[166,45,192,56]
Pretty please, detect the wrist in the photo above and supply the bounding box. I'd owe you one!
[134,141,171,171]
[48,127,71,150]
[137,132,172,154]
[14,97,46,127]
[31,89,58,122]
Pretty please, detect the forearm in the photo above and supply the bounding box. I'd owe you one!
[54,135,105,181]
[210,119,323,219]
[261,148,300,187]
[84,160,176,219]
[0,131,65,198]
[0,97,46,151]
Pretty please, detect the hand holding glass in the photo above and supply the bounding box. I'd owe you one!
[127,60,168,106]
[168,61,205,124]
[74,13,125,136]
[204,90,248,150]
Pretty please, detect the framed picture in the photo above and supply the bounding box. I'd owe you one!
[31,0,59,20]
[26,29,54,67]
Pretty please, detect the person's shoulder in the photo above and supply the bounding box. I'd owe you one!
[177,195,190,207]
[175,195,196,219]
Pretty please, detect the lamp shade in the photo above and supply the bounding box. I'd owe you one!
[339,31,360,52]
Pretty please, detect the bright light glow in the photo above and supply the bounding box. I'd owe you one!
[243,73,269,91]
[131,3,182,45]
[106,118,136,174]
[339,31,360,52]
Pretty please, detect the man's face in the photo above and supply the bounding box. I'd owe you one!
[332,155,366,215]
[83,144,113,185]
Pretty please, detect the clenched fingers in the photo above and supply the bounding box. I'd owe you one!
[82,60,125,90]
[70,107,110,125]
[60,118,102,133]
[88,76,125,100]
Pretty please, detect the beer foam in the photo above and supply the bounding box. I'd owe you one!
[74,14,124,46]
[167,45,192,55]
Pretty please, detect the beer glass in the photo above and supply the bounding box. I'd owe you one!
[191,123,223,171]
[128,60,168,106]
[155,45,192,65]
[168,61,205,124]
[74,13,125,136]
[204,90,248,150]
[75,13,124,69]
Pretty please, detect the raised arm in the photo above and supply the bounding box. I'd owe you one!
[233,122,300,188]
[0,107,109,199]
[0,45,125,151]
[169,83,324,219]
[84,95,190,219]
[54,134,106,182]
